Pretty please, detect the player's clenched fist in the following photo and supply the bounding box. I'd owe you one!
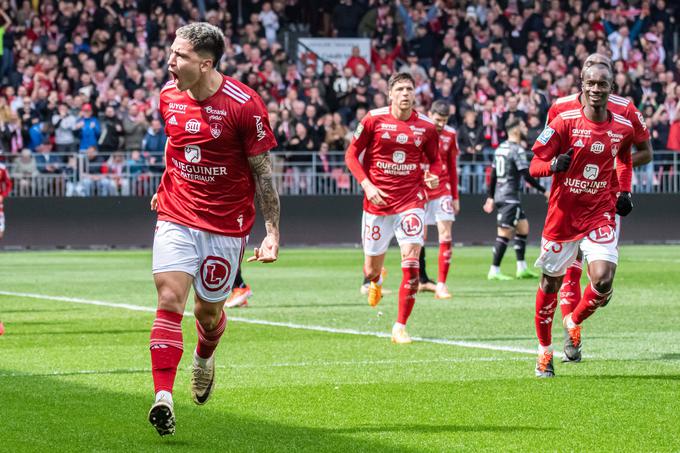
[616,192,633,216]
[424,170,439,189]
[550,148,573,173]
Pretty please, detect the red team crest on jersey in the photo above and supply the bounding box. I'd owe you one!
[401,213,423,237]
[210,122,223,138]
[200,256,232,291]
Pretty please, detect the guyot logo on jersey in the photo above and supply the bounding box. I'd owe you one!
[401,213,423,237]
[185,145,201,163]
[392,150,406,164]
[200,256,231,291]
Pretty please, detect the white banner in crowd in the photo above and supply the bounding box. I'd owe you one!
[297,38,371,72]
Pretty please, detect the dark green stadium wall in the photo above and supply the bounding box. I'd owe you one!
[2,195,679,249]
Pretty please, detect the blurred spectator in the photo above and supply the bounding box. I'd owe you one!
[79,146,113,196]
[123,104,148,152]
[457,110,485,193]
[12,148,38,195]
[76,104,101,152]
[35,143,62,175]
[142,118,167,153]
[28,116,46,151]
[98,105,125,154]
[52,104,78,153]
[345,46,369,77]
[103,151,129,196]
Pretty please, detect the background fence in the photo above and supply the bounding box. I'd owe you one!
[3,150,680,197]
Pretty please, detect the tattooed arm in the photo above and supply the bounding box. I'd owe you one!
[247,151,280,263]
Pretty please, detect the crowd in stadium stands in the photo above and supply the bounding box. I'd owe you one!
[0,0,678,196]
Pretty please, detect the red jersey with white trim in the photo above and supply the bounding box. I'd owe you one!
[157,75,277,236]
[426,125,459,200]
[345,107,441,215]
[531,107,634,242]
[547,92,649,144]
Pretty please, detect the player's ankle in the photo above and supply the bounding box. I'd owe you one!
[155,390,173,404]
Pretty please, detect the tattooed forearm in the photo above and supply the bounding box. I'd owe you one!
[248,152,280,234]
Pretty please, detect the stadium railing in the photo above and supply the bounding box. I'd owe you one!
[2,151,679,196]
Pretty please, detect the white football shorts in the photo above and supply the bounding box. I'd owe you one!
[424,195,456,225]
[535,225,619,277]
[152,220,247,303]
[362,208,425,256]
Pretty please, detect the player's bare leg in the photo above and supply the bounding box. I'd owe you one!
[365,254,386,307]
[418,227,436,292]
[488,227,514,280]
[392,243,420,344]
[514,219,539,279]
[148,271,193,436]
[191,296,227,405]
[434,220,453,299]
[534,274,563,377]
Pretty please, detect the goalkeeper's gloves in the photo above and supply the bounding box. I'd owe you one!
[550,148,573,173]
[616,192,633,216]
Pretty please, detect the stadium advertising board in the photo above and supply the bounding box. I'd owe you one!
[297,38,371,71]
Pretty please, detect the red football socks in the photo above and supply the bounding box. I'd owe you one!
[196,310,227,359]
[559,259,583,319]
[150,309,184,393]
[437,240,452,284]
[397,258,419,324]
[535,288,558,347]
[571,283,612,325]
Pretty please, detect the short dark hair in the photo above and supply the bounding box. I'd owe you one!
[505,116,523,133]
[388,72,415,91]
[429,100,449,116]
[582,53,612,78]
[176,22,225,68]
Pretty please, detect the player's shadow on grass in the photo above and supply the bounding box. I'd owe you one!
[330,424,555,434]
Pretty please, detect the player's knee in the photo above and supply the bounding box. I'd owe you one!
[156,286,184,312]
[589,268,615,293]
[540,275,562,294]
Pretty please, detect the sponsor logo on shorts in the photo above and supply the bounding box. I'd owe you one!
[542,241,563,253]
[537,127,555,145]
[396,133,408,144]
[185,119,201,134]
[200,256,232,292]
[583,164,599,180]
[588,225,615,244]
[210,122,223,138]
[441,197,453,214]
[185,145,201,163]
[590,141,605,154]
[400,213,423,237]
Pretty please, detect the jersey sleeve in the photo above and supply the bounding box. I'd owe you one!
[424,127,442,175]
[449,134,459,199]
[545,104,558,127]
[627,103,650,144]
[530,117,566,177]
[616,137,633,193]
[345,115,374,184]
[239,96,278,157]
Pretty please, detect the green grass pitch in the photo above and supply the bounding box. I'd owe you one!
[1,245,679,452]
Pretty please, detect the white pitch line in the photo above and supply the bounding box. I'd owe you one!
[0,290,543,356]
[0,357,531,378]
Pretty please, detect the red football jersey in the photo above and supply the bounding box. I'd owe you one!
[426,125,459,200]
[531,107,634,242]
[345,107,441,215]
[547,93,649,144]
[156,75,277,236]
[0,163,11,198]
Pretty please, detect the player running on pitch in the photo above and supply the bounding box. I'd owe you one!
[419,100,459,299]
[345,72,441,344]
[529,62,634,377]
[483,118,548,280]
[147,23,279,436]
[546,54,652,362]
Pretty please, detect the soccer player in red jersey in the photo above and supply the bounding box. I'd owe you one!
[147,23,280,436]
[0,162,11,335]
[345,72,442,344]
[529,62,635,377]
[546,54,653,361]
[0,161,11,241]
[420,100,459,299]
